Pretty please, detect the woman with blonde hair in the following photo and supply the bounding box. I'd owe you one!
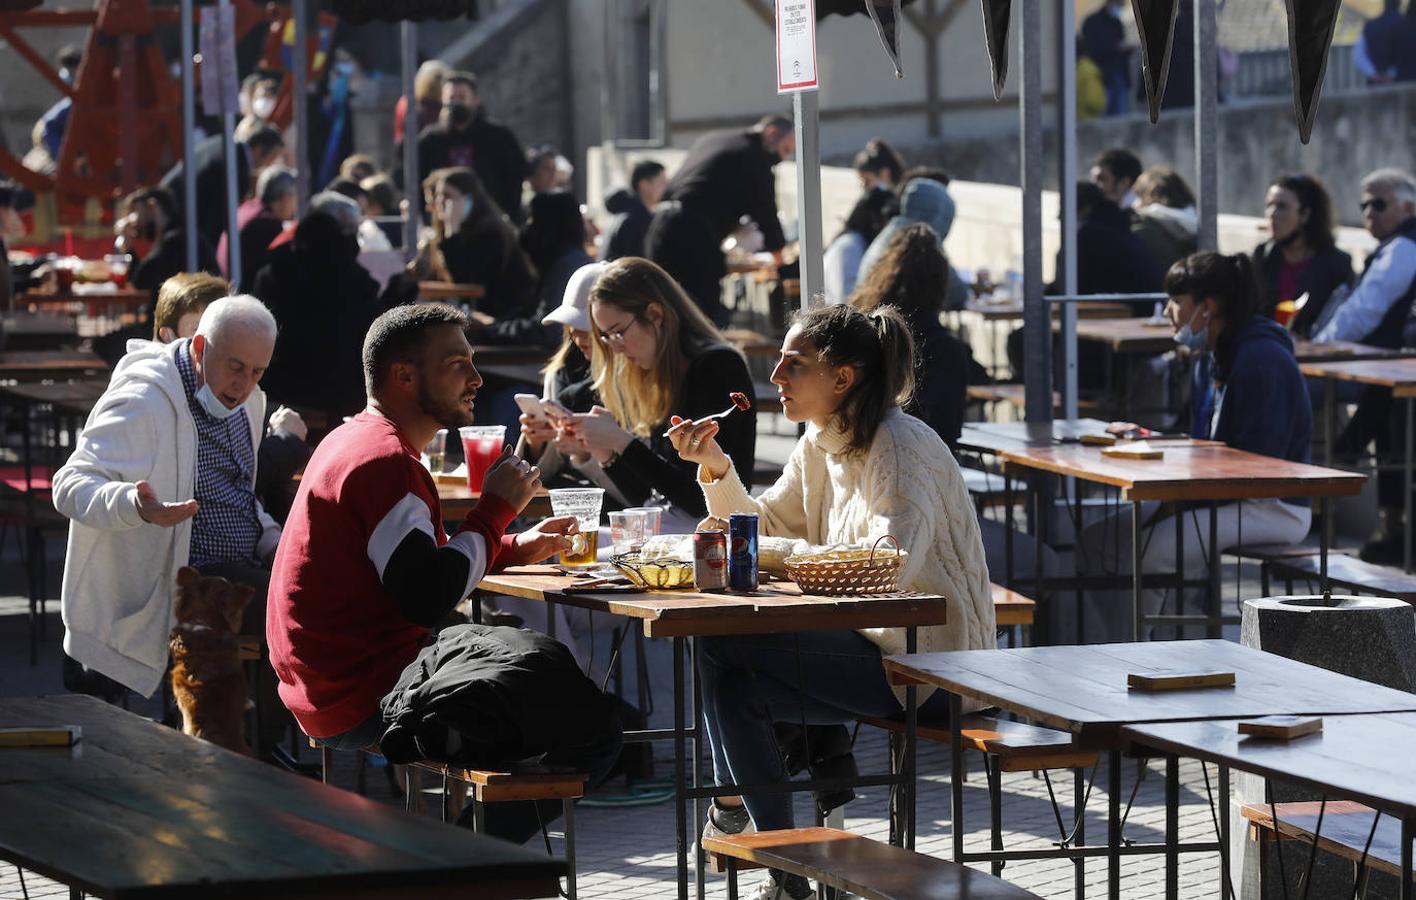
[563,257,755,523]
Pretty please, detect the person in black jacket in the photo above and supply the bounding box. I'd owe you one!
[1252,173,1353,338]
[412,167,536,337]
[252,201,387,426]
[238,166,297,291]
[599,159,666,262]
[161,126,286,249]
[1048,180,1163,310]
[562,257,755,524]
[116,186,221,299]
[416,71,529,225]
[645,116,794,327]
[501,191,591,350]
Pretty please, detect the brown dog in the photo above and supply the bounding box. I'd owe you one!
[170,566,253,756]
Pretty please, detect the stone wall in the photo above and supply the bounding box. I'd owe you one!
[876,84,1416,228]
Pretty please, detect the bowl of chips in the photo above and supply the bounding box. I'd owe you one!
[611,553,696,590]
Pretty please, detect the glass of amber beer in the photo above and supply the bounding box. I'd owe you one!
[549,488,604,566]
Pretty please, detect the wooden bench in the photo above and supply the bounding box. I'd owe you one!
[1241,801,1408,882]
[1224,543,1337,596]
[960,466,1024,513]
[858,713,1096,878]
[992,582,1035,647]
[1266,552,1416,603]
[313,743,586,898]
[703,827,1045,900]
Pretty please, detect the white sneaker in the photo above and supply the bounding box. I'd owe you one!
[701,801,755,846]
[744,870,817,900]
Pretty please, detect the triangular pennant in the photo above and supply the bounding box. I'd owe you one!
[862,0,906,79]
[978,0,1011,100]
[1283,0,1342,143]
[1131,0,1181,122]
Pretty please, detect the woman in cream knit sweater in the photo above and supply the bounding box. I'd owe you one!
[668,304,992,891]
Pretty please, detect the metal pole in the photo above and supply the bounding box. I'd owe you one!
[219,0,241,286]
[1019,0,1049,423]
[401,21,419,262]
[181,0,197,271]
[1194,0,1218,251]
[291,0,310,210]
[1059,0,1079,419]
[793,90,824,310]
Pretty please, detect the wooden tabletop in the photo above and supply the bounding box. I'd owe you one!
[1070,317,1178,354]
[882,640,1416,749]
[438,479,551,519]
[0,695,564,900]
[1299,357,1416,397]
[478,565,949,638]
[998,441,1366,501]
[0,350,108,381]
[957,418,1115,454]
[0,378,107,416]
[18,288,151,309]
[1291,340,1416,363]
[965,300,1133,321]
[418,281,487,301]
[1123,712,1416,819]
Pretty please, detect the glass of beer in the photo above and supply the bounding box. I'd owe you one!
[549,487,604,567]
[458,425,506,492]
[421,429,447,473]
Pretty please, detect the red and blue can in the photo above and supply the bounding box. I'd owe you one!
[727,513,759,592]
[693,530,728,592]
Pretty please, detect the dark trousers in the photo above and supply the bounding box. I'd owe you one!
[194,560,291,756]
[646,204,730,328]
[1337,385,1409,510]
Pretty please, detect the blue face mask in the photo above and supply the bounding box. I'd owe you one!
[1174,307,1210,352]
[195,382,242,420]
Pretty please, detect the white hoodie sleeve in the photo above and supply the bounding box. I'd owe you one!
[52,387,164,531]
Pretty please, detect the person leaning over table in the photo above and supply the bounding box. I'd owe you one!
[554,257,756,532]
[1080,252,1313,642]
[666,303,994,900]
[266,303,621,843]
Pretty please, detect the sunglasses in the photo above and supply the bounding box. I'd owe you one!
[1361,198,1388,214]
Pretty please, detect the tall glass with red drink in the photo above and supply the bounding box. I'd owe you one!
[458,425,506,492]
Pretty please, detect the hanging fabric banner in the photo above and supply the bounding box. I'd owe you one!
[1284,0,1341,143]
[1131,0,1180,122]
[979,0,1012,100]
[862,0,906,78]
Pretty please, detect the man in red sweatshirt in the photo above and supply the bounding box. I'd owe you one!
[267,303,574,750]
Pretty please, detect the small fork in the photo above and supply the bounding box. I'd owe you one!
[662,403,740,438]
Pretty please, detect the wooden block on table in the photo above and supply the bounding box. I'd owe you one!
[1079,433,1117,446]
[1236,715,1323,740]
[1102,440,1163,459]
[0,725,81,747]
[1127,670,1235,691]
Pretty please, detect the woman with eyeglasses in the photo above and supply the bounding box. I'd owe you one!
[1082,251,1313,641]
[1251,173,1352,338]
[560,257,756,524]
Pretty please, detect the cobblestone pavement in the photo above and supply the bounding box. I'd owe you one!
[2,588,1235,900]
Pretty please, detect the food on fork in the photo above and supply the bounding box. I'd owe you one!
[729,391,752,411]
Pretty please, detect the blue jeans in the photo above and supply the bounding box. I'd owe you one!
[315,711,385,752]
[697,629,950,832]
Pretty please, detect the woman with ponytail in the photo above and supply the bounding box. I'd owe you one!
[1082,250,1313,640]
[667,304,993,897]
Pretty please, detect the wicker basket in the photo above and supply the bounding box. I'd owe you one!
[612,553,696,590]
[782,535,906,596]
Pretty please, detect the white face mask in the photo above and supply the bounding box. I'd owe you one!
[252,96,276,120]
[195,382,242,420]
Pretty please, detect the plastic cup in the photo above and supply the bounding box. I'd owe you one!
[549,488,605,566]
[625,506,662,538]
[1274,300,1297,328]
[609,509,650,556]
[458,425,506,492]
[421,428,448,473]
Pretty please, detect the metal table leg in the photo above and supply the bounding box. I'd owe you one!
[1165,754,1179,900]
[950,692,964,864]
[1132,502,1143,642]
[1218,765,1230,897]
[905,626,918,850]
[1207,503,1221,640]
[1402,814,1413,900]
[673,636,688,900]
[692,636,705,900]
[1406,397,1413,573]
[1108,749,1122,900]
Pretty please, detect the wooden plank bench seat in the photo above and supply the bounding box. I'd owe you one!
[1241,800,1408,879]
[1267,553,1416,603]
[703,827,1045,900]
[860,714,1096,773]
[991,583,1035,629]
[1223,543,1340,596]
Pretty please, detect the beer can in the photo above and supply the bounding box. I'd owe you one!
[727,513,759,592]
[692,531,728,592]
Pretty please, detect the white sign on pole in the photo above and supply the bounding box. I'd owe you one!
[776,0,818,94]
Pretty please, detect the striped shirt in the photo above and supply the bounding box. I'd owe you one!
[176,340,261,566]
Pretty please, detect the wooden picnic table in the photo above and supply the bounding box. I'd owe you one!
[957,418,1115,455]
[998,442,1364,638]
[0,350,107,381]
[1292,340,1416,363]
[477,565,949,900]
[418,281,487,302]
[883,641,1416,900]
[0,694,566,900]
[1,313,80,350]
[1068,317,1177,355]
[436,475,551,519]
[18,287,150,311]
[1123,712,1416,898]
[965,299,1133,321]
[1300,357,1416,570]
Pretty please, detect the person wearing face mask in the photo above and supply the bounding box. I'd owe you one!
[252,194,387,430]
[1251,173,1352,338]
[416,71,530,225]
[645,115,795,328]
[234,74,281,144]
[1080,252,1313,641]
[666,304,992,900]
[53,297,294,759]
[115,186,221,299]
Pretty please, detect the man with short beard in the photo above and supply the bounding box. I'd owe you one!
[415,71,529,223]
[266,306,613,840]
